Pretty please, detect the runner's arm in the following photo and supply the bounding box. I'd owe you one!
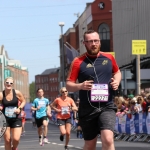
[15,90,26,114]
[47,105,52,117]
[50,101,61,113]
[71,101,78,111]
[31,106,38,111]
[0,92,3,111]
[111,70,121,90]
[66,80,93,92]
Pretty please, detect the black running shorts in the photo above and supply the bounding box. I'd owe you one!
[6,118,22,128]
[57,118,71,126]
[36,116,47,128]
[79,103,116,140]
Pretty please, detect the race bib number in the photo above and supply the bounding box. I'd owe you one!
[91,84,109,102]
[61,106,69,115]
[38,101,46,107]
[5,107,17,118]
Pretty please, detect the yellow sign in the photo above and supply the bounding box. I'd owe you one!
[132,40,147,55]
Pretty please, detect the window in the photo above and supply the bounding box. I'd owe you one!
[98,23,110,52]
[98,23,110,40]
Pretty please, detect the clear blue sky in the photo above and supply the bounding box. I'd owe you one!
[0,0,94,83]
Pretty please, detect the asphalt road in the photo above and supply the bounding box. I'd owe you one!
[0,121,150,150]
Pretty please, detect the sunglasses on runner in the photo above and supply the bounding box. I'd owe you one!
[61,91,68,93]
[5,82,13,85]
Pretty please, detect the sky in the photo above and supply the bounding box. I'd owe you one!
[0,0,94,83]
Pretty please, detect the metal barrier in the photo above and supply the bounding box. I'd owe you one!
[50,110,150,142]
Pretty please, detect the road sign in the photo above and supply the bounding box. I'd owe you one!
[132,40,147,55]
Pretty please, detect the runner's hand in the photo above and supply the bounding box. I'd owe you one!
[110,78,119,90]
[37,106,41,110]
[0,106,3,111]
[47,113,52,118]
[14,108,21,114]
[81,80,93,90]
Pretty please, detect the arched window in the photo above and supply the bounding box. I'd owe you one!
[98,23,110,52]
[98,23,110,40]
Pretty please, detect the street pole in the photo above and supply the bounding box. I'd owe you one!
[59,22,65,87]
[136,55,140,95]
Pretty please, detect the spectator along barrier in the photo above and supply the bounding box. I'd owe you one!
[114,112,150,142]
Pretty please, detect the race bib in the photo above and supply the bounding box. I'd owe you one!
[5,107,17,118]
[91,84,109,102]
[61,106,69,115]
[38,101,46,107]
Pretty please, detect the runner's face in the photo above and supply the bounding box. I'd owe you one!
[5,78,13,90]
[83,32,101,55]
[61,88,68,97]
[37,89,44,97]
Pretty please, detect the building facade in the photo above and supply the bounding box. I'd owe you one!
[59,0,112,87]
[35,68,60,102]
[0,45,29,102]
[112,0,150,67]
[57,0,150,95]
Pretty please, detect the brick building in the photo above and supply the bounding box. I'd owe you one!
[35,68,60,102]
[59,0,112,85]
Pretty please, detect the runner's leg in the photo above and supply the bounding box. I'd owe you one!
[4,127,11,150]
[11,127,22,149]
[83,137,97,150]
[43,120,48,137]
[65,123,71,147]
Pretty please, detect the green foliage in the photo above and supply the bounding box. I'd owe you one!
[29,82,36,102]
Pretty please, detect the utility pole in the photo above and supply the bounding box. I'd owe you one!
[59,22,65,87]
[136,55,140,95]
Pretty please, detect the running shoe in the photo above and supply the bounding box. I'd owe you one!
[39,135,43,146]
[60,135,64,141]
[43,138,50,144]
[64,146,69,150]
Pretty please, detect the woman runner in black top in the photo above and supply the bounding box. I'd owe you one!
[0,77,26,150]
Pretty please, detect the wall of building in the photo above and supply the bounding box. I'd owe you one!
[112,0,150,67]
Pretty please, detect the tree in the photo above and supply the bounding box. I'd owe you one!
[29,82,36,102]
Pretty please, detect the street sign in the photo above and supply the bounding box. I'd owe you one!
[132,40,147,55]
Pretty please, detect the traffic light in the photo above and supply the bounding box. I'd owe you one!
[130,58,136,81]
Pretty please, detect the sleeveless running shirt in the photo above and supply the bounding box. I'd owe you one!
[2,89,19,118]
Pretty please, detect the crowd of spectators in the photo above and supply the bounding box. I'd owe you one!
[114,91,150,117]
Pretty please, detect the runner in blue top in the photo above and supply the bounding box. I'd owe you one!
[31,88,52,146]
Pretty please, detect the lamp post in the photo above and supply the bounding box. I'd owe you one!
[59,22,65,87]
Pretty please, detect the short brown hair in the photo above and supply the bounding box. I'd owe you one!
[83,30,97,40]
